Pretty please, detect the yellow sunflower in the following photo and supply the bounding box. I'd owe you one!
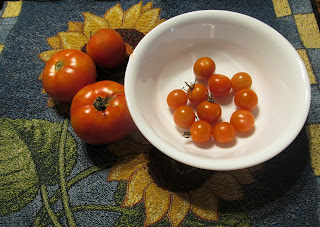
[38,1,165,107]
[107,131,262,227]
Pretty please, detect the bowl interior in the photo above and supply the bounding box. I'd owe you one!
[125,10,310,170]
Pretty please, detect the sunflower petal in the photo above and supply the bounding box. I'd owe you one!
[58,31,89,50]
[155,18,166,27]
[191,187,218,221]
[168,192,190,227]
[122,167,153,207]
[103,3,124,29]
[47,36,61,49]
[83,12,109,37]
[122,1,142,29]
[107,153,148,181]
[228,169,255,185]
[142,2,153,13]
[135,8,161,34]
[205,173,243,201]
[68,21,84,32]
[144,182,170,226]
[38,49,61,62]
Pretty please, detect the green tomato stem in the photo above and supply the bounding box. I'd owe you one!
[55,61,64,71]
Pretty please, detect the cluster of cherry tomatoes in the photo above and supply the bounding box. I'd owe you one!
[41,29,135,145]
[167,57,258,144]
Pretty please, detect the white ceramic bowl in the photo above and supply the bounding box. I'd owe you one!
[124,10,311,171]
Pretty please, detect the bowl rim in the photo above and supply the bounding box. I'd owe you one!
[124,10,311,170]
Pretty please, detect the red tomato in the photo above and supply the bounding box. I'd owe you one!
[231,72,252,92]
[230,110,255,132]
[42,49,97,102]
[173,105,195,129]
[234,88,258,111]
[86,29,126,68]
[189,120,213,143]
[167,89,188,110]
[196,100,222,124]
[193,57,216,80]
[70,80,135,144]
[208,74,232,96]
[212,122,236,144]
[187,83,208,104]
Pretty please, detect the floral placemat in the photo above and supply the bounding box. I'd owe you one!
[0,0,320,226]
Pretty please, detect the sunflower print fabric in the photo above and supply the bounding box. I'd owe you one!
[0,0,320,226]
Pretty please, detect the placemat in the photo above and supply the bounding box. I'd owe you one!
[0,0,320,226]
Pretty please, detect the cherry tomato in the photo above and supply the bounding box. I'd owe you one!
[167,89,188,110]
[208,74,232,96]
[196,100,222,124]
[234,88,258,111]
[193,57,216,80]
[42,49,97,102]
[86,29,126,68]
[187,83,208,104]
[173,105,195,129]
[189,120,213,143]
[70,80,135,145]
[231,72,252,91]
[230,110,255,132]
[212,122,236,144]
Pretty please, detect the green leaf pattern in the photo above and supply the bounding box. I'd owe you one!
[0,118,77,216]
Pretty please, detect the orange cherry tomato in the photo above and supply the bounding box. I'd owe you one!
[86,29,126,68]
[231,72,252,92]
[213,122,236,144]
[70,80,135,145]
[230,110,255,132]
[193,57,216,80]
[167,89,188,109]
[187,83,208,104]
[234,88,258,111]
[189,120,213,143]
[42,49,97,102]
[208,74,232,96]
[173,105,195,129]
[196,100,222,124]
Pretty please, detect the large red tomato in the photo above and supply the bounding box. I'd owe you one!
[42,49,97,102]
[70,80,136,144]
[86,29,126,68]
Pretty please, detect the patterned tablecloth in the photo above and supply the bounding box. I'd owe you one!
[0,0,320,226]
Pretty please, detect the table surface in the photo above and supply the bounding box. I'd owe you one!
[0,0,320,226]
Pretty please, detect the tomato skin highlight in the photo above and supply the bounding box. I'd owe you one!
[234,88,258,111]
[193,57,216,80]
[231,72,252,92]
[190,120,213,143]
[212,122,236,144]
[208,74,232,96]
[86,29,126,68]
[167,89,188,110]
[197,101,222,124]
[42,49,97,102]
[230,110,255,132]
[70,80,135,145]
[173,105,195,129]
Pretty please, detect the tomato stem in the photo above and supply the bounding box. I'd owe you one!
[55,61,64,71]
[206,93,215,103]
[183,131,191,138]
[93,92,123,111]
